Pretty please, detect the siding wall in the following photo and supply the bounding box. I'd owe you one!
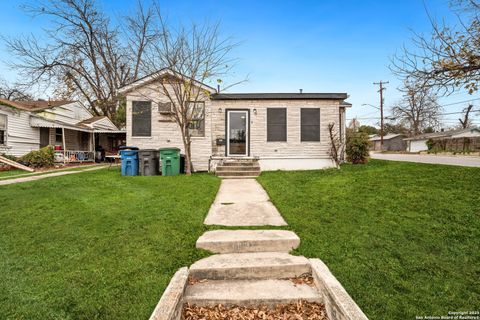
[36,103,93,126]
[124,83,345,171]
[0,106,40,157]
[125,83,212,171]
[210,99,341,160]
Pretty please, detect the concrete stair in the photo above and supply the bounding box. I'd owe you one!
[196,230,300,253]
[216,159,261,178]
[189,252,311,280]
[184,279,321,307]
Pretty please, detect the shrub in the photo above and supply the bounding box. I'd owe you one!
[0,153,19,162]
[346,132,370,164]
[426,139,435,151]
[21,146,55,168]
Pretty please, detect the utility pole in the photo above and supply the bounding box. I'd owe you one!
[373,81,389,150]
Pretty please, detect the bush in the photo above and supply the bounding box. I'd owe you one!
[0,153,19,162]
[426,139,435,151]
[21,146,55,168]
[346,132,370,164]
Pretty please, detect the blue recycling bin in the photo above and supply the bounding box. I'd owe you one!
[120,147,139,176]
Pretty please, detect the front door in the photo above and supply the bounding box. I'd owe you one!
[40,128,50,148]
[226,110,249,156]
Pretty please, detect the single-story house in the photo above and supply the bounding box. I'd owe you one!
[0,99,125,162]
[404,127,480,152]
[369,134,406,151]
[118,69,351,172]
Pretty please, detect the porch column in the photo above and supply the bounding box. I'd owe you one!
[62,127,66,164]
[92,132,95,161]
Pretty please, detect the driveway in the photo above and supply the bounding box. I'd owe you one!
[371,152,480,167]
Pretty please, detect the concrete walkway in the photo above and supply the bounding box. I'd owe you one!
[0,165,108,186]
[371,152,480,167]
[204,179,287,226]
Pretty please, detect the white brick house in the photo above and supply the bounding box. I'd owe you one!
[119,69,350,172]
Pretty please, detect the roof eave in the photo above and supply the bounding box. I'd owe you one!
[118,68,217,95]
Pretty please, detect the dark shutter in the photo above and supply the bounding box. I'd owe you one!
[267,108,287,142]
[132,101,152,137]
[301,108,320,141]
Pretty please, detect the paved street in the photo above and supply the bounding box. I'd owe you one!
[371,153,480,167]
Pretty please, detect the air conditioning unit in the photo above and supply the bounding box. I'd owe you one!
[158,102,173,114]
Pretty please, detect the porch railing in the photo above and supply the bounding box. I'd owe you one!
[54,150,95,163]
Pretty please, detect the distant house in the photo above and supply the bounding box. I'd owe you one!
[369,134,407,151]
[0,99,125,163]
[404,127,480,153]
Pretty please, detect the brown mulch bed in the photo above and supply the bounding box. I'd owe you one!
[182,301,329,320]
[188,275,315,287]
[288,274,315,287]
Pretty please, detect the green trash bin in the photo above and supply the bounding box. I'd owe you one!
[159,147,181,176]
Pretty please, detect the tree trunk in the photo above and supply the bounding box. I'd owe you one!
[181,124,193,175]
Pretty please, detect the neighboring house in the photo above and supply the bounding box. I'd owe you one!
[404,127,480,152]
[0,99,125,162]
[369,134,406,151]
[118,69,350,172]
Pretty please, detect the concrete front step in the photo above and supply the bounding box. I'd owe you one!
[216,171,261,177]
[189,252,311,280]
[216,166,261,171]
[184,279,321,307]
[221,161,259,167]
[196,230,300,253]
[218,175,261,179]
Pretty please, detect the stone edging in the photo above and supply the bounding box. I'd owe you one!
[310,259,369,320]
[149,267,189,320]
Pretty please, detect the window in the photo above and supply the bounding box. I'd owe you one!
[300,108,320,141]
[158,102,173,114]
[55,128,63,144]
[267,108,287,142]
[0,114,6,145]
[132,101,152,137]
[188,101,205,137]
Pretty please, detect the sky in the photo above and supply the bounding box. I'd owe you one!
[0,0,478,128]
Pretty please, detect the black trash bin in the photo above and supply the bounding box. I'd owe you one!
[138,149,159,176]
[180,154,185,174]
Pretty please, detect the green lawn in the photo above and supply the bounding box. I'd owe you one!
[0,164,107,180]
[257,160,480,319]
[0,169,220,320]
[0,169,26,178]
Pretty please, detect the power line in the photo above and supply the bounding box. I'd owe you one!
[440,98,480,107]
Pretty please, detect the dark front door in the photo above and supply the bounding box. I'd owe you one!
[40,128,50,148]
[226,110,249,156]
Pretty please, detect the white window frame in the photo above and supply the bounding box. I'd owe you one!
[0,114,7,146]
[226,110,249,157]
[188,101,205,138]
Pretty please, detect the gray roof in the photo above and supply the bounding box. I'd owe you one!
[211,93,348,100]
[403,127,480,141]
[370,134,405,141]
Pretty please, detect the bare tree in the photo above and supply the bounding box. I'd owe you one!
[4,0,155,124]
[328,122,343,168]
[458,104,474,128]
[0,77,33,101]
[391,82,442,136]
[391,0,480,95]
[142,11,239,175]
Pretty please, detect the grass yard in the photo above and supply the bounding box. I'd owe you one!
[0,164,107,180]
[257,160,480,319]
[0,169,220,320]
[0,169,26,178]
